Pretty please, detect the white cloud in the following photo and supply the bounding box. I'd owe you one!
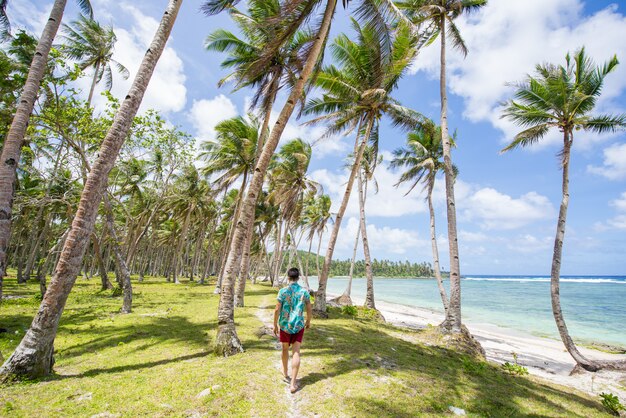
[310,153,428,218]
[602,192,626,230]
[411,0,626,149]
[460,188,554,230]
[608,215,626,230]
[458,230,488,242]
[6,0,49,35]
[506,234,552,254]
[188,95,238,143]
[68,3,187,114]
[317,217,429,258]
[611,192,626,212]
[588,143,626,180]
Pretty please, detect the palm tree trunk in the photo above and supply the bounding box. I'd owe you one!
[214,0,337,356]
[216,174,248,293]
[271,221,283,287]
[103,195,132,313]
[551,133,601,371]
[92,233,112,290]
[359,171,375,310]
[87,61,101,107]
[304,237,313,288]
[315,116,372,314]
[0,0,69,297]
[316,229,322,278]
[342,226,359,300]
[173,205,193,284]
[428,180,449,316]
[237,78,278,293]
[0,0,182,381]
[438,16,462,333]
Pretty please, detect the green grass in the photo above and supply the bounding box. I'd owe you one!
[0,272,612,417]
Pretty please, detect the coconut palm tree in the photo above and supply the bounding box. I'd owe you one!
[0,0,182,381]
[0,0,92,295]
[204,0,338,357]
[357,145,382,309]
[199,114,259,291]
[395,0,487,333]
[205,0,317,291]
[235,139,316,305]
[62,14,129,106]
[167,166,211,284]
[390,119,456,318]
[304,19,424,314]
[0,0,9,40]
[502,47,626,372]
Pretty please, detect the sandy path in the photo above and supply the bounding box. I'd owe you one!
[255,296,305,418]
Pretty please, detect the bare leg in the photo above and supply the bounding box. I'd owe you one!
[290,341,301,393]
[281,343,290,379]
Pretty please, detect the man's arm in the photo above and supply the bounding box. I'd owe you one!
[273,302,281,336]
[305,300,312,329]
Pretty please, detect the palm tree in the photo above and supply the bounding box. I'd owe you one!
[205,0,316,292]
[0,0,182,381]
[204,0,338,357]
[502,47,626,372]
[236,139,316,305]
[199,114,259,291]
[264,138,318,286]
[62,14,129,106]
[357,146,381,309]
[0,0,92,296]
[167,166,211,284]
[390,119,456,318]
[337,145,381,307]
[304,19,423,314]
[396,0,487,333]
[1,0,10,40]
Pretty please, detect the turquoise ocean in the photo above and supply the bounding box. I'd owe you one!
[307,275,626,348]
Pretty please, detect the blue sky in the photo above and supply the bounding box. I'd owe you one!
[10,0,626,275]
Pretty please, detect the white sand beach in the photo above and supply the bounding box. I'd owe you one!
[329,293,626,400]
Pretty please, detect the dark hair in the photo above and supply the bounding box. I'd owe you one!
[287,267,300,280]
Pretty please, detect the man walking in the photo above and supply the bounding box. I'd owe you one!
[274,267,312,393]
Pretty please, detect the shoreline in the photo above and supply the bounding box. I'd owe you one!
[327,292,626,400]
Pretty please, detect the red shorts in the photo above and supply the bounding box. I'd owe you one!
[279,328,305,345]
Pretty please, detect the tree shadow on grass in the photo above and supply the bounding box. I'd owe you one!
[58,314,219,359]
[48,351,208,381]
[292,318,606,417]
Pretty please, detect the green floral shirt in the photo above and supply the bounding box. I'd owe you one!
[277,282,310,334]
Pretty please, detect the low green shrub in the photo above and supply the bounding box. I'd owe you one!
[600,392,625,416]
[502,353,528,376]
[342,305,358,316]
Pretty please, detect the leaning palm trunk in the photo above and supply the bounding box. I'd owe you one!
[550,134,626,372]
[0,0,182,381]
[438,17,462,333]
[214,0,337,357]
[0,0,68,298]
[315,117,372,314]
[216,174,247,293]
[358,171,375,310]
[235,86,278,306]
[551,136,591,366]
[427,180,449,316]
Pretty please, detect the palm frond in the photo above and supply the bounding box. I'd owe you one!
[501,124,550,152]
[582,114,626,134]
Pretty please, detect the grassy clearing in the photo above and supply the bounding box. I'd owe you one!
[0,273,612,417]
